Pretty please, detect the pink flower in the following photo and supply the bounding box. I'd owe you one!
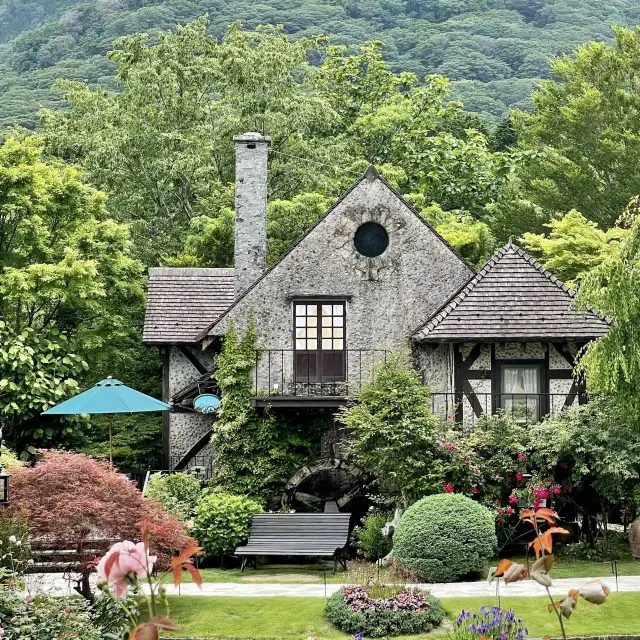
[448,442,456,452]
[471,487,480,494]
[517,453,526,462]
[508,493,518,505]
[552,485,562,495]
[498,518,505,525]
[443,483,454,493]
[506,507,515,515]
[97,540,157,599]
[516,472,524,481]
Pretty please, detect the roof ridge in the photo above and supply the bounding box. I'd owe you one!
[149,267,235,277]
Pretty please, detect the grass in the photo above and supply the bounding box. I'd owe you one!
[153,592,640,638]
[182,563,350,584]
[181,558,640,585]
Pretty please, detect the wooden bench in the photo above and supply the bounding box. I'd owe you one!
[235,513,351,573]
[27,538,119,598]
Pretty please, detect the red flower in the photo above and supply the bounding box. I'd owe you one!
[471,487,480,494]
[498,518,505,525]
[516,472,524,481]
[506,507,515,515]
[563,484,570,492]
[553,485,562,495]
[443,483,454,493]
[508,493,518,505]
[497,508,503,515]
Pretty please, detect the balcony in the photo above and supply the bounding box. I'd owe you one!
[431,392,587,429]
[251,349,389,407]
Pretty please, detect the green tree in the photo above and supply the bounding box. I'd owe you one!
[0,320,88,454]
[520,210,628,286]
[0,135,147,455]
[514,26,640,228]
[574,213,640,416]
[337,352,441,507]
[0,136,144,360]
[41,17,332,264]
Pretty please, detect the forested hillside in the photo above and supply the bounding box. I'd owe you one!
[1,0,639,128]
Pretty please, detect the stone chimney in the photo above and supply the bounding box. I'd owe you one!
[233,132,271,298]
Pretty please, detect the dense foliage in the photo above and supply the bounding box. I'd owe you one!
[212,320,327,500]
[1,1,640,127]
[325,587,445,637]
[192,490,262,558]
[351,510,392,561]
[338,352,443,507]
[393,493,497,582]
[145,472,202,521]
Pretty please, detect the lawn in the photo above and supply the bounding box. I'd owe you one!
[181,558,640,585]
[155,592,640,638]
[183,563,350,584]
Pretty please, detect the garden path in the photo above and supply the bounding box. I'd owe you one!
[24,573,640,599]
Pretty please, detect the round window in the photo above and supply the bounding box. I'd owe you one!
[354,222,389,258]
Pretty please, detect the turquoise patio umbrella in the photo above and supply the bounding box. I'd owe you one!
[43,377,173,466]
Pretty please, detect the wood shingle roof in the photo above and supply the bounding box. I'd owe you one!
[413,242,610,343]
[143,268,235,345]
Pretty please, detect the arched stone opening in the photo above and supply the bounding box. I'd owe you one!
[281,458,367,514]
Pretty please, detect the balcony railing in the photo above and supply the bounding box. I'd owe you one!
[252,349,389,399]
[431,392,587,427]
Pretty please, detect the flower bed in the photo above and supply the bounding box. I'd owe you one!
[325,586,445,637]
[454,606,527,640]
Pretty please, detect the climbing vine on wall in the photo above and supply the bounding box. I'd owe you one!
[211,318,326,504]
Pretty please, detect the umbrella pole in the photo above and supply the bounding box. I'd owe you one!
[108,414,113,468]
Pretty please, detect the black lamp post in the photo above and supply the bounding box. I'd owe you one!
[0,428,9,507]
[0,467,9,507]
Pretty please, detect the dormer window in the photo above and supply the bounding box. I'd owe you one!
[294,302,345,383]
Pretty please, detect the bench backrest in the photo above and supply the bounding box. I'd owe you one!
[238,513,351,554]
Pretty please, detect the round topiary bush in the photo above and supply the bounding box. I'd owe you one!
[325,586,445,637]
[393,493,497,582]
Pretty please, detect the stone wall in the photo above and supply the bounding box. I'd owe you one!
[204,173,474,396]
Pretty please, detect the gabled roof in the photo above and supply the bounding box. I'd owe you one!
[413,241,610,343]
[143,268,235,345]
[196,167,474,341]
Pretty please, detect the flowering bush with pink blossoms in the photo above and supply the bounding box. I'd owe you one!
[326,586,445,637]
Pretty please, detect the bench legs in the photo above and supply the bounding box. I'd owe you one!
[240,556,257,572]
[333,549,347,574]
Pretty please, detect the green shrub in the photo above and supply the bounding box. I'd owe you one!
[192,490,262,557]
[1,593,102,639]
[351,511,392,561]
[325,587,445,637]
[145,472,202,520]
[393,493,497,582]
[90,593,138,636]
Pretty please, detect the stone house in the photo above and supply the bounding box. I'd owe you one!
[143,133,609,507]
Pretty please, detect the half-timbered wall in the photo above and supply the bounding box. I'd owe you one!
[415,341,585,430]
[164,345,217,468]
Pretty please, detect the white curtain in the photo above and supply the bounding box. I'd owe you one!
[502,366,539,420]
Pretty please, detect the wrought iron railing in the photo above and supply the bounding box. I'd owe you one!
[430,392,587,426]
[252,349,390,398]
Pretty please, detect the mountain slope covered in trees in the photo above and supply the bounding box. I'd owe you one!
[1,0,639,128]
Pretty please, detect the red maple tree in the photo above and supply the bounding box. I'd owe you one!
[6,450,196,597]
